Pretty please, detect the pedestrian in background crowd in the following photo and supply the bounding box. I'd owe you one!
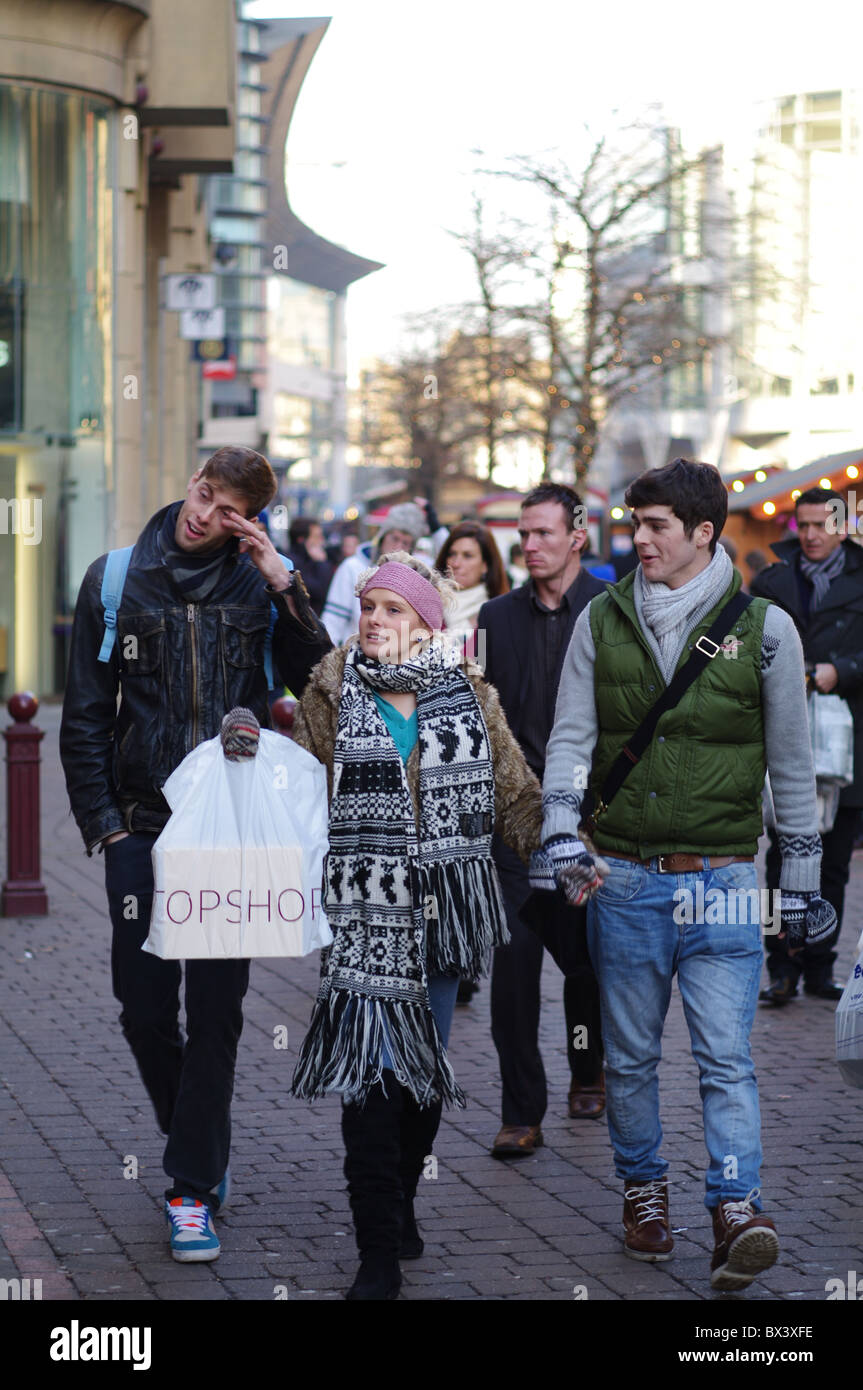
[435,520,511,1003]
[286,516,334,616]
[507,542,529,588]
[479,483,608,1157]
[718,535,738,565]
[290,554,541,1299]
[340,528,360,559]
[752,486,863,1003]
[436,520,509,653]
[745,548,770,579]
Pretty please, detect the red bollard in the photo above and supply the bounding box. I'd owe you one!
[271,696,296,737]
[1,692,49,915]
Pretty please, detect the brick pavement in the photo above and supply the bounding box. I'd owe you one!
[1,701,862,1304]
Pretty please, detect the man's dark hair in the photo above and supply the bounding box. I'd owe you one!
[199,446,277,518]
[795,486,844,508]
[289,516,319,548]
[521,483,585,531]
[624,458,727,554]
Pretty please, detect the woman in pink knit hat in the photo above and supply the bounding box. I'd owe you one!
[290,552,541,1300]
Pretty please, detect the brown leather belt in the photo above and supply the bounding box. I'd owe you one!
[608,852,754,874]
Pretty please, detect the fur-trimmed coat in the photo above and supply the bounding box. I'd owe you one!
[292,645,543,863]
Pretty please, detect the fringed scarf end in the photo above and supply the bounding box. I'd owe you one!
[291,988,465,1109]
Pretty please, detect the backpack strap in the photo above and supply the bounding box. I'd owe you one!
[593,589,752,822]
[98,546,135,663]
[264,553,295,689]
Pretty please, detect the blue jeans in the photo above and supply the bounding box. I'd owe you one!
[586,856,764,1210]
[380,974,460,1071]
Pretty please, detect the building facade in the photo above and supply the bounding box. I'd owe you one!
[198,11,382,539]
[0,0,238,697]
[597,89,863,510]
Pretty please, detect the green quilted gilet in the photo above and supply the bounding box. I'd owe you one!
[589,569,768,857]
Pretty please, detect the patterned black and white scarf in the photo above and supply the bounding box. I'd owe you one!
[291,637,509,1108]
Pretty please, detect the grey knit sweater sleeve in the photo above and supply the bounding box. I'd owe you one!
[542,597,822,893]
[541,606,599,842]
[761,603,821,892]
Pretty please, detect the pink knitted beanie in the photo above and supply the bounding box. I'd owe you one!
[359,561,444,633]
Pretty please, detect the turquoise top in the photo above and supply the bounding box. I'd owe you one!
[372,691,419,765]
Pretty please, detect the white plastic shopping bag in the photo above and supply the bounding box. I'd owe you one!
[808,693,855,784]
[144,729,332,959]
[836,940,863,1089]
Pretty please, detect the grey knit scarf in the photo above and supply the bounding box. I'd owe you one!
[158,502,238,602]
[799,545,845,610]
[634,544,733,685]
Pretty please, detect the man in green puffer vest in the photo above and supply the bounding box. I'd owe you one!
[537,458,831,1291]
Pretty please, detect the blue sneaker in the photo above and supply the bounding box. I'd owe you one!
[165,1197,220,1262]
[210,1167,231,1212]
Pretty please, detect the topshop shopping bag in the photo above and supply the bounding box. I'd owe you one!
[144,729,332,959]
[836,938,863,1089]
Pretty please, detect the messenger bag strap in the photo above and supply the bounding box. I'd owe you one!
[593,589,752,822]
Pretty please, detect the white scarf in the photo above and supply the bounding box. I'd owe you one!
[634,544,733,685]
[445,582,489,639]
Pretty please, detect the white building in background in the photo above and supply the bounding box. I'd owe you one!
[199,9,382,521]
[599,88,863,499]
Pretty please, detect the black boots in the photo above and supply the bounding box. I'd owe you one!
[398,1090,443,1260]
[341,1071,444,1299]
[342,1072,404,1300]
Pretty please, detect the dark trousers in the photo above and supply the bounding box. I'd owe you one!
[764,806,862,987]
[104,833,250,1205]
[491,838,603,1126]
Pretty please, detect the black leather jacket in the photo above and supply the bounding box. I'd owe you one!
[60,502,333,853]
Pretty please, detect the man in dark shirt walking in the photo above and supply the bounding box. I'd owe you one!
[752,486,863,1002]
[478,484,608,1156]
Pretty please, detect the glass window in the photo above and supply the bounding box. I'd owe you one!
[238,88,262,118]
[267,279,333,369]
[212,180,265,212]
[211,214,265,244]
[805,121,842,145]
[805,91,841,113]
[0,80,113,691]
[221,275,267,309]
[236,117,265,149]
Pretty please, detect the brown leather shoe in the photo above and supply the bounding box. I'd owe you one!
[710,1192,779,1290]
[568,1072,606,1119]
[490,1125,543,1158]
[622,1177,674,1261]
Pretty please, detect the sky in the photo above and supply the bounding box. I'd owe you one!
[247,0,863,382]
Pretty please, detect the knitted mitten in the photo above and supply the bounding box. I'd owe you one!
[530,835,609,906]
[779,890,837,949]
[220,707,260,761]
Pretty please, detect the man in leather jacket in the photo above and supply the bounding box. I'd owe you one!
[60,446,332,1262]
